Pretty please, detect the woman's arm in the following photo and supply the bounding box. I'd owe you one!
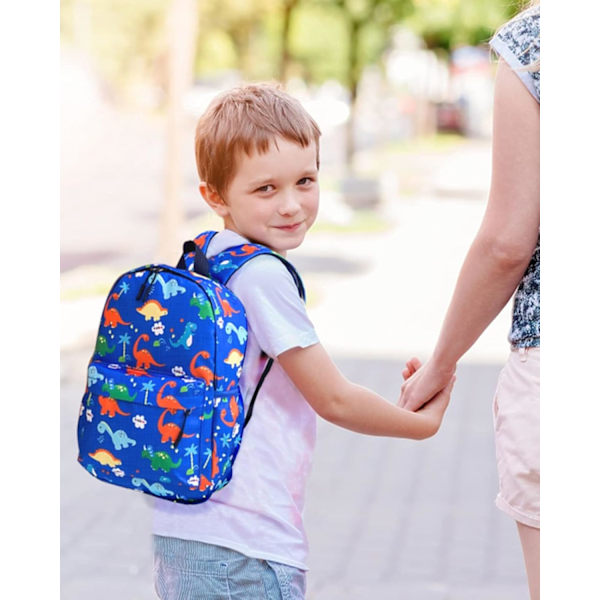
[399,59,540,411]
[278,343,454,440]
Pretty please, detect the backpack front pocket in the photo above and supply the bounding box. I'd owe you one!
[77,361,211,502]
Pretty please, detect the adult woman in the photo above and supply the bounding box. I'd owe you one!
[399,2,540,598]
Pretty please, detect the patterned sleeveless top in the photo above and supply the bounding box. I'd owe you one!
[490,5,540,348]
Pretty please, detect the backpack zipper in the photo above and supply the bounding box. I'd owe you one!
[173,409,192,448]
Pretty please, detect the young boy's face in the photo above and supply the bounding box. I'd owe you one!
[205,137,319,256]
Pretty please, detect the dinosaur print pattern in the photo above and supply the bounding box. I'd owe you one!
[154,273,187,300]
[225,322,248,345]
[137,299,169,321]
[97,421,136,450]
[169,322,197,349]
[133,334,165,370]
[77,230,305,504]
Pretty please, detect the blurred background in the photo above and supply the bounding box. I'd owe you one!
[60,0,531,598]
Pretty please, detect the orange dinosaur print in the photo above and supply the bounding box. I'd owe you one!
[156,381,185,414]
[215,287,240,318]
[229,244,259,257]
[133,334,165,370]
[211,438,220,479]
[98,395,131,418]
[194,233,209,249]
[158,409,195,445]
[190,352,223,386]
[126,366,148,377]
[220,396,239,428]
[103,293,131,329]
[199,474,212,492]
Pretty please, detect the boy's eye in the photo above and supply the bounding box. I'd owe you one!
[255,184,274,193]
[297,177,314,186]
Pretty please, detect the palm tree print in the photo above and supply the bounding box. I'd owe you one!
[184,444,198,475]
[141,381,156,405]
[202,447,212,469]
[118,281,130,297]
[118,333,131,363]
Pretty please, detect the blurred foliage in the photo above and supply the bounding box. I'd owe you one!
[405,0,522,51]
[61,0,523,103]
[61,0,169,99]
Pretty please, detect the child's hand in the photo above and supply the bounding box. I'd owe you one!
[399,357,456,412]
[414,376,455,437]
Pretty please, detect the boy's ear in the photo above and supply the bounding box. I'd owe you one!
[199,182,229,218]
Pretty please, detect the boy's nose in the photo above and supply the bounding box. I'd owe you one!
[278,191,301,215]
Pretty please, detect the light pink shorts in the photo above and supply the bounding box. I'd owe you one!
[493,346,540,529]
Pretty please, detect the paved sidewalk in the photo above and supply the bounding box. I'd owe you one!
[61,348,527,599]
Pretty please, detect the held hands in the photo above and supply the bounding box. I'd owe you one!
[398,357,456,436]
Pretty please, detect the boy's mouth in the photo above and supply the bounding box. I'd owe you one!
[274,221,303,232]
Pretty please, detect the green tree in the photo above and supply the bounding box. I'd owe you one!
[310,0,413,170]
[195,0,280,79]
[404,0,522,51]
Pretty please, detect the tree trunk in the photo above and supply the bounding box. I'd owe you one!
[344,18,360,175]
[159,0,199,262]
[279,0,297,83]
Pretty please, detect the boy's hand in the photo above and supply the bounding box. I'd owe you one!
[414,376,455,437]
[399,357,456,412]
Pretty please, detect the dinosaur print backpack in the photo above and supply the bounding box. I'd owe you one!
[77,230,304,503]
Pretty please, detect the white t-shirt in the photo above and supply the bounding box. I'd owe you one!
[152,230,319,570]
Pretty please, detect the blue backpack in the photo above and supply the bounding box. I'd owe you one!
[76,230,304,503]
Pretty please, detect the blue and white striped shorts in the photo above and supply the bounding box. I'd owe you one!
[153,536,306,600]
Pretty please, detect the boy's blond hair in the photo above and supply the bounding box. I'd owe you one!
[195,82,322,199]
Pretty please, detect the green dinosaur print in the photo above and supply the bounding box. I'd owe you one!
[141,447,182,473]
[102,381,137,402]
[190,294,214,321]
[95,336,115,357]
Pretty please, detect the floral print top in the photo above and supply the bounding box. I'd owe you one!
[490,5,540,348]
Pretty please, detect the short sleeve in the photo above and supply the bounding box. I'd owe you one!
[490,6,540,102]
[227,255,319,358]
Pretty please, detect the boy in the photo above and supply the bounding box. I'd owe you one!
[153,82,453,599]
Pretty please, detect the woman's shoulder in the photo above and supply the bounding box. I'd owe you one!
[490,5,540,101]
[495,6,539,56]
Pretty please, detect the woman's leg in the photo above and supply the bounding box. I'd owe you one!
[516,521,540,600]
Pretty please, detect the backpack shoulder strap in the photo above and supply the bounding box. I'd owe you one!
[183,230,305,300]
[178,231,305,427]
[212,244,306,301]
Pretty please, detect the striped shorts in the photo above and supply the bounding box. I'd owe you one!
[153,536,306,600]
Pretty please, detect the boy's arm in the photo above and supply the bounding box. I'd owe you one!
[278,343,453,440]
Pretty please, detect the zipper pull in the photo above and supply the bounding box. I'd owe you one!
[136,266,161,301]
[174,409,192,448]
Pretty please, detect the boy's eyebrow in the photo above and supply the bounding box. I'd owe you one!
[247,168,319,188]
